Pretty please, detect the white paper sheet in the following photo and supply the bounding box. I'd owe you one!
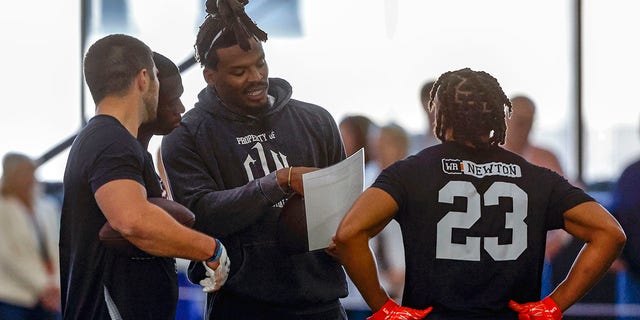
[303,148,365,251]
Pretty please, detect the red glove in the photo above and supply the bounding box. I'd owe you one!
[509,296,562,320]
[368,298,432,320]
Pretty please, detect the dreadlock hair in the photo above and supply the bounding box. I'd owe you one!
[194,0,268,69]
[84,34,155,105]
[429,68,512,148]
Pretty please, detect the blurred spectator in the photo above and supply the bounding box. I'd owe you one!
[138,51,186,200]
[339,122,411,319]
[370,123,410,300]
[504,95,564,174]
[339,114,376,162]
[610,115,640,320]
[139,52,203,320]
[408,80,438,155]
[0,152,61,320]
[504,94,572,297]
[338,115,376,319]
[373,123,410,171]
[339,114,380,186]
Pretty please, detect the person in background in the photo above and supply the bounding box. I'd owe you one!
[408,80,438,155]
[610,115,640,320]
[369,123,410,301]
[339,114,381,188]
[339,115,376,162]
[137,51,185,149]
[333,68,625,319]
[137,51,186,199]
[137,51,212,320]
[60,34,227,320]
[0,152,61,320]
[338,115,378,319]
[338,119,411,319]
[503,95,564,174]
[504,94,572,297]
[161,1,348,318]
[136,51,205,320]
[372,124,410,173]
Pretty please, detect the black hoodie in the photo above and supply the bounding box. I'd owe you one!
[162,78,347,306]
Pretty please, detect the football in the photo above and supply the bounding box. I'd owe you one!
[99,197,196,256]
[277,194,309,255]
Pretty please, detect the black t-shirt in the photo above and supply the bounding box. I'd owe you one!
[372,142,593,319]
[60,115,177,320]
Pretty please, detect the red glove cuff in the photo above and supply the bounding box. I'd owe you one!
[541,296,562,318]
[368,299,432,320]
[368,299,399,320]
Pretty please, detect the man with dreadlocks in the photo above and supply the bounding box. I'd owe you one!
[161,1,348,319]
[332,68,625,319]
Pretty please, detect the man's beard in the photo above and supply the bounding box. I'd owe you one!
[142,90,158,123]
[142,94,158,123]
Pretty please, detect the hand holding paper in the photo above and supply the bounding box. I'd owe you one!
[302,149,365,251]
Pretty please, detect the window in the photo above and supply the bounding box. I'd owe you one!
[2,0,636,188]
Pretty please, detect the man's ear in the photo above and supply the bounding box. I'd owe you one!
[136,68,150,91]
[203,67,217,88]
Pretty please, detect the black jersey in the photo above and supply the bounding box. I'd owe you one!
[60,115,177,320]
[372,141,593,319]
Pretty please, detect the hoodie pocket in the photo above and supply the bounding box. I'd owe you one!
[224,240,346,305]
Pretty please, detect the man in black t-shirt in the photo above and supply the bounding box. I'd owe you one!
[98,51,187,318]
[60,34,228,320]
[333,68,626,320]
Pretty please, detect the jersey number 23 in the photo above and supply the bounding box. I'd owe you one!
[436,181,527,261]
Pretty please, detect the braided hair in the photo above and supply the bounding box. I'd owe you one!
[429,68,512,148]
[194,0,268,69]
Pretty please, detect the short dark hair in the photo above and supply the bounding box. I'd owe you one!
[153,52,180,81]
[430,68,512,148]
[83,34,154,104]
[194,0,267,69]
[420,80,435,104]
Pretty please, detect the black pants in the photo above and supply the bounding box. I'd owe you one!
[206,291,347,320]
